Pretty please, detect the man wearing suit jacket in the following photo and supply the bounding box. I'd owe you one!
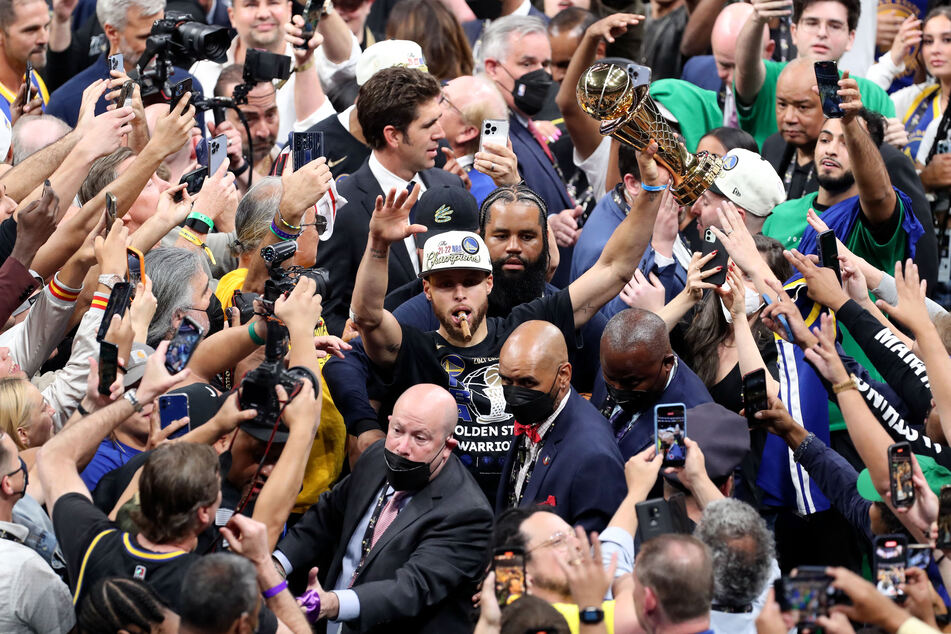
[315,66,464,335]
[496,320,626,532]
[272,384,493,634]
[478,15,581,287]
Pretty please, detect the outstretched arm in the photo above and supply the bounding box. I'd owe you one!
[734,0,787,103]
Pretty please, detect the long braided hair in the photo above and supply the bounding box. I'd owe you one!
[77,577,171,634]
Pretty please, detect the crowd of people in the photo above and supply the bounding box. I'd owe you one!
[1,0,951,630]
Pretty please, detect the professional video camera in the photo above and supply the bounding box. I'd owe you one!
[238,320,318,428]
[232,240,329,323]
[135,12,232,101]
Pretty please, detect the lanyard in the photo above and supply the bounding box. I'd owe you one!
[349,487,390,586]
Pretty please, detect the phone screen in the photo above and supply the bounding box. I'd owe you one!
[98,342,119,396]
[875,536,907,599]
[170,77,193,111]
[208,133,228,175]
[814,61,844,118]
[493,548,526,607]
[165,316,204,374]
[480,118,509,153]
[889,442,915,508]
[907,544,933,570]
[742,369,768,426]
[776,567,835,624]
[940,486,951,549]
[298,0,322,48]
[817,230,841,284]
[96,282,134,342]
[180,166,209,197]
[701,228,728,286]
[291,131,324,171]
[159,393,190,439]
[655,403,687,467]
[127,247,143,287]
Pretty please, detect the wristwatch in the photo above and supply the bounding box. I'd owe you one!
[123,389,143,412]
[579,607,604,624]
[98,274,124,290]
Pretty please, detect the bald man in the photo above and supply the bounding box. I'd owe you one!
[597,309,712,460]
[682,3,774,128]
[273,383,493,634]
[496,320,624,532]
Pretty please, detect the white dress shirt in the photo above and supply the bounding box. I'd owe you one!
[514,391,570,502]
[367,152,426,274]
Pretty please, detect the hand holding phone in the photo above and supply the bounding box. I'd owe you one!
[165,316,204,374]
[655,403,686,467]
[158,393,190,439]
[170,77,193,111]
[742,369,768,426]
[108,53,124,73]
[888,442,915,508]
[492,548,526,607]
[701,228,728,287]
[291,131,324,171]
[817,230,842,284]
[96,282,134,342]
[98,342,119,396]
[480,119,509,153]
[208,133,228,175]
[105,192,118,228]
[127,247,145,287]
[297,0,323,49]
[814,61,844,118]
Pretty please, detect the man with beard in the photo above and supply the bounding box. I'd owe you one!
[0,0,50,120]
[347,142,667,501]
[326,184,607,470]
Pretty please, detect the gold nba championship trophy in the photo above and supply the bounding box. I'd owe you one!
[577,60,722,206]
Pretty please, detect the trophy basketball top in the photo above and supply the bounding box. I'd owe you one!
[576,59,650,122]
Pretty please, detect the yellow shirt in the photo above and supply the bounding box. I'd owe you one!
[216,268,347,513]
[553,601,616,634]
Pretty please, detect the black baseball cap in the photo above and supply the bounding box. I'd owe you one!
[413,185,479,248]
[663,402,750,485]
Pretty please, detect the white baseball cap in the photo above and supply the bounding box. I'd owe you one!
[708,149,786,218]
[355,40,428,86]
[419,231,492,279]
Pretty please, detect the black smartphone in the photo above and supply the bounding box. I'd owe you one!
[701,228,728,287]
[105,191,118,228]
[158,393,190,439]
[96,281,134,342]
[291,131,324,171]
[655,402,687,468]
[117,80,135,108]
[775,566,839,626]
[817,229,842,284]
[179,166,209,198]
[939,486,951,550]
[108,53,123,73]
[888,441,915,508]
[127,247,144,287]
[297,0,323,49]
[636,498,674,542]
[24,60,34,104]
[874,535,907,600]
[98,341,119,395]
[742,368,769,427]
[492,547,526,607]
[814,61,844,118]
[165,315,204,374]
[170,77,193,111]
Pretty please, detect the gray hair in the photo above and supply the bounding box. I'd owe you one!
[11,115,72,165]
[145,247,211,347]
[96,0,164,31]
[179,553,259,631]
[475,15,548,72]
[232,176,281,256]
[695,498,776,607]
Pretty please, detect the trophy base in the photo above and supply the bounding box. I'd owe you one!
[670,151,722,207]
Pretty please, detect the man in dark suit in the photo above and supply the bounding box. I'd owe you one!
[271,383,493,634]
[477,15,580,287]
[315,66,464,335]
[496,320,625,532]
[462,2,549,46]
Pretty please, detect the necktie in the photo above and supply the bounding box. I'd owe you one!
[371,491,408,548]
[513,420,542,444]
[526,119,554,163]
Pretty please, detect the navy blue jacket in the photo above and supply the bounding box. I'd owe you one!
[680,55,722,92]
[495,390,626,532]
[462,7,548,45]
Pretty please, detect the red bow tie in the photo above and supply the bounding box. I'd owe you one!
[513,421,542,444]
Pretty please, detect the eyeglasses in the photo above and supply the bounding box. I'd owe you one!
[5,456,27,488]
[440,93,464,117]
[528,530,570,553]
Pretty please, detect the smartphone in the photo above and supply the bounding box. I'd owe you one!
[105,192,117,228]
[179,166,208,198]
[126,246,144,287]
[158,393,190,439]
[297,0,323,49]
[165,315,204,374]
[655,403,687,468]
[108,53,124,73]
[775,566,839,625]
[635,499,674,542]
[701,228,728,287]
[96,281,134,342]
[814,61,844,118]
[98,341,119,396]
[939,486,951,550]
[118,80,135,108]
[760,292,796,342]
[907,544,933,570]
[874,535,907,600]
[291,131,324,171]
[742,368,769,427]
[888,441,915,508]
[24,60,34,104]
[170,77,193,111]
[480,118,509,153]
[208,133,228,175]
[492,547,526,607]
[817,230,842,284]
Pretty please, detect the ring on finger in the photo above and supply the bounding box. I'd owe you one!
[489,162,495,171]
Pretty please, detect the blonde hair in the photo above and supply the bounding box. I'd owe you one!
[0,378,36,450]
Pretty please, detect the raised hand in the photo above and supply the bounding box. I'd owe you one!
[585,12,644,43]
[751,0,793,20]
[784,248,849,311]
[888,15,922,66]
[802,312,850,384]
[149,94,196,157]
[837,72,864,123]
[285,14,324,64]
[280,156,331,222]
[876,259,931,334]
[368,186,425,245]
[273,275,324,336]
[549,205,585,247]
[11,182,60,267]
[474,140,520,187]
[619,269,666,312]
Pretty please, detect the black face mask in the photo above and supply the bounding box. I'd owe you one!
[383,444,445,491]
[507,67,553,117]
[605,384,655,414]
[503,368,563,426]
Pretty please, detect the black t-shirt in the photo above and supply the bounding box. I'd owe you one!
[379,289,576,499]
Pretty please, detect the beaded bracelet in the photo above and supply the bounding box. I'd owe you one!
[270,221,301,241]
[277,210,301,231]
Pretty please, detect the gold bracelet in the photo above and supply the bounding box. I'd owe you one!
[832,375,857,394]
